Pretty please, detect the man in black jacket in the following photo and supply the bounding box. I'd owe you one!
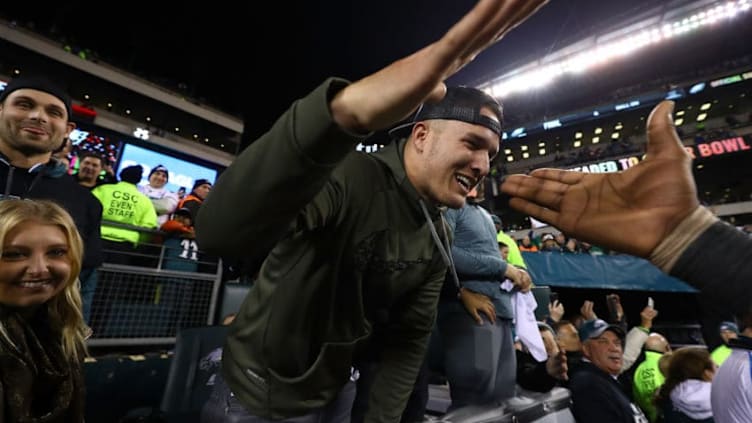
[0,76,103,321]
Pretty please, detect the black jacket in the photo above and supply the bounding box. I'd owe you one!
[1,156,103,270]
[569,361,648,423]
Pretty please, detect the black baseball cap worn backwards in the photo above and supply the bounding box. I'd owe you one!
[389,86,503,139]
[0,75,72,119]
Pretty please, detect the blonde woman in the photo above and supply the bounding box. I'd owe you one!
[0,199,88,422]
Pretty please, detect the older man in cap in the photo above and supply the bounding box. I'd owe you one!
[569,318,649,422]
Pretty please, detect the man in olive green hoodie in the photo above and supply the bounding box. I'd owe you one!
[195,2,550,421]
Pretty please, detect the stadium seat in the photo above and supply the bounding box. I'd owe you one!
[119,325,229,423]
[216,281,252,323]
[160,325,229,422]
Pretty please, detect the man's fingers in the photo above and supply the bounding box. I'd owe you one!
[501,170,583,226]
[443,0,549,72]
[507,198,561,228]
[482,0,549,51]
[503,172,575,205]
[646,100,691,161]
[528,168,585,185]
[472,310,483,325]
[440,0,512,69]
[519,276,532,293]
[483,307,496,324]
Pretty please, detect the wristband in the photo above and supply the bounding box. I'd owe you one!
[649,206,716,273]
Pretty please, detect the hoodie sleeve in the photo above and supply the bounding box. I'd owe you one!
[447,206,508,281]
[195,78,367,261]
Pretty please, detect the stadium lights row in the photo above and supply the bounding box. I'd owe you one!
[481,0,751,99]
[501,98,729,163]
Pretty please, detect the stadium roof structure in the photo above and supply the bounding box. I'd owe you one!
[0,21,241,167]
[471,0,752,129]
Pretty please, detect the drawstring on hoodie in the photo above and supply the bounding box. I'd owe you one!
[1,155,49,198]
[419,199,461,291]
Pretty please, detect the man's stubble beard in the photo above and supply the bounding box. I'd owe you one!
[15,142,55,157]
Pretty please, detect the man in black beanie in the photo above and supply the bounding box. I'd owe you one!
[0,74,104,323]
[177,178,212,221]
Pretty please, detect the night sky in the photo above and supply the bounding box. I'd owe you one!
[0,0,704,140]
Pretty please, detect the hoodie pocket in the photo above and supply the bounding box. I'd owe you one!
[266,337,361,414]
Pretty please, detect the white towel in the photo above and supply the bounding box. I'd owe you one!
[501,280,547,362]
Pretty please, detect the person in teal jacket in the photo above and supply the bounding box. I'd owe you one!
[195,2,549,421]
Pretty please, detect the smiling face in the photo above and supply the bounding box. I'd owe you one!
[405,107,500,209]
[149,170,168,189]
[0,89,75,164]
[78,155,104,182]
[0,220,71,308]
[583,330,624,375]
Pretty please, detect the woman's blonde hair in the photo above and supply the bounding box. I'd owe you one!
[0,199,88,361]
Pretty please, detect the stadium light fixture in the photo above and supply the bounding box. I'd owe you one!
[481,0,751,99]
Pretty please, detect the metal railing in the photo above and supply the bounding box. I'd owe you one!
[86,221,223,347]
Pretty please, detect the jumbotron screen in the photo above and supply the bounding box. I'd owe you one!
[116,143,218,194]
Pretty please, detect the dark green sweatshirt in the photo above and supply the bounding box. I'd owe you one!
[196,79,448,422]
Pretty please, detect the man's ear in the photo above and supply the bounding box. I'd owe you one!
[581,341,591,358]
[65,121,76,137]
[58,122,76,151]
[410,122,430,153]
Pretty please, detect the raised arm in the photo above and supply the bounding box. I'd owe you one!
[197,0,549,260]
[329,0,550,135]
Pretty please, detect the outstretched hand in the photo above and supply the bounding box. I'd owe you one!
[330,0,549,133]
[500,101,699,258]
